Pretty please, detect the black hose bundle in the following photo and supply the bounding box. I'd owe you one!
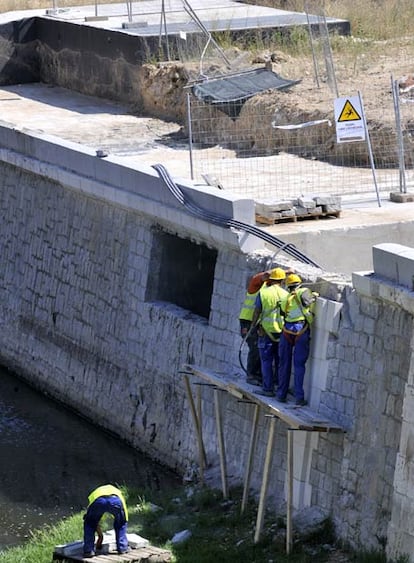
[152,163,321,268]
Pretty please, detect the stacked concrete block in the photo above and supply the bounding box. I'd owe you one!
[255,195,341,224]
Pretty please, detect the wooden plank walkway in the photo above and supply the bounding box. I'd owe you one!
[182,363,344,433]
[181,363,345,555]
[52,544,171,562]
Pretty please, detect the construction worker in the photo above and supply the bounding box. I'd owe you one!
[251,268,289,397]
[277,274,318,406]
[83,484,129,558]
[239,269,272,385]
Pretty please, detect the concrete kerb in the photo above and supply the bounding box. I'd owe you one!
[0,121,259,250]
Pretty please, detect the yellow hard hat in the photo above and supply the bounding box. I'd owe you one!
[268,268,286,281]
[286,273,302,286]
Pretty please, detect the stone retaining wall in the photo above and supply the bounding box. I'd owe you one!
[1,121,414,559]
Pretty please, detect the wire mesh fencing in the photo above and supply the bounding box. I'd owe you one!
[186,87,405,203]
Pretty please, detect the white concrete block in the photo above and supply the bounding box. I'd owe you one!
[54,531,149,556]
[373,243,414,289]
[352,271,375,296]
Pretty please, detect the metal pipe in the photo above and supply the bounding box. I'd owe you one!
[304,1,320,89]
[391,75,407,193]
[186,93,194,180]
[358,91,381,207]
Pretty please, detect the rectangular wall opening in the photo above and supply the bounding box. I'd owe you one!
[146,229,217,320]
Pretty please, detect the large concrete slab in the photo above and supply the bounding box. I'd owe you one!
[0,1,350,37]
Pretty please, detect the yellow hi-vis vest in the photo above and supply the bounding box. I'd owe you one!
[88,484,129,520]
[282,287,317,325]
[259,284,288,339]
[239,290,259,322]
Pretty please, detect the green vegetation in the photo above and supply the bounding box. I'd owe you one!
[0,484,408,563]
[0,513,84,563]
[243,0,414,42]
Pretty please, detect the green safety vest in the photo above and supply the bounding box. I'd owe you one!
[259,284,288,338]
[282,287,317,325]
[88,484,129,521]
[239,290,259,322]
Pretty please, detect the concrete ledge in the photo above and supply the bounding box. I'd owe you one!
[353,270,414,314]
[122,21,148,29]
[85,16,109,22]
[373,243,414,290]
[0,121,255,226]
[0,122,262,252]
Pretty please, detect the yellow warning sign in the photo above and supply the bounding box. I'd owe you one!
[334,95,365,143]
[337,99,361,122]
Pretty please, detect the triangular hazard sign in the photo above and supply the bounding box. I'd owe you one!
[338,100,361,122]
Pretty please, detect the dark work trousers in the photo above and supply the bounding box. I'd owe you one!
[258,333,280,393]
[83,495,128,554]
[277,322,310,402]
[240,320,262,380]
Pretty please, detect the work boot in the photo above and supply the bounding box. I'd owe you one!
[246,376,262,386]
[295,399,308,406]
[256,389,274,397]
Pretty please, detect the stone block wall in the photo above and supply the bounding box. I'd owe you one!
[3,120,414,559]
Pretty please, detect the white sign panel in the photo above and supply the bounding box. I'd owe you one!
[334,96,366,143]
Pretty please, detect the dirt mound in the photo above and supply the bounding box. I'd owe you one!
[137,44,414,168]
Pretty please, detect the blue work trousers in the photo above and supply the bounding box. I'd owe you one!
[258,333,280,393]
[240,320,262,379]
[83,495,128,554]
[277,323,310,402]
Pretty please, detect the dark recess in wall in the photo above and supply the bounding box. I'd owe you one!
[146,230,217,320]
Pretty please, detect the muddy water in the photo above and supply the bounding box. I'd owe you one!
[0,366,181,552]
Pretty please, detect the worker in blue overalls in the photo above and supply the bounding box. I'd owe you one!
[83,484,129,558]
[251,267,289,397]
[277,274,318,406]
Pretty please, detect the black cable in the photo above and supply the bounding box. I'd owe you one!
[152,163,322,269]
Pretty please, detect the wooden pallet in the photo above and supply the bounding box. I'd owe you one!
[256,210,341,225]
[52,545,172,562]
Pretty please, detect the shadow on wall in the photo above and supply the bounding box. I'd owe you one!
[0,18,40,85]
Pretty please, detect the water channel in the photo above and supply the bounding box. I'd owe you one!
[0,366,181,553]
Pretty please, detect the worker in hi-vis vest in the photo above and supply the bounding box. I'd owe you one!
[276,274,318,407]
[83,484,129,558]
[239,269,272,385]
[251,268,289,397]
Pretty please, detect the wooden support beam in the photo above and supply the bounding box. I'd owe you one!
[241,403,260,513]
[197,384,204,483]
[254,415,276,543]
[286,428,294,555]
[214,387,228,499]
[183,374,207,480]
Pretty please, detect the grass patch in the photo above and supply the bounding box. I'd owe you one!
[0,484,409,563]
[126,484,341,563]
[0,484,341,563]
[0,513,84,563]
